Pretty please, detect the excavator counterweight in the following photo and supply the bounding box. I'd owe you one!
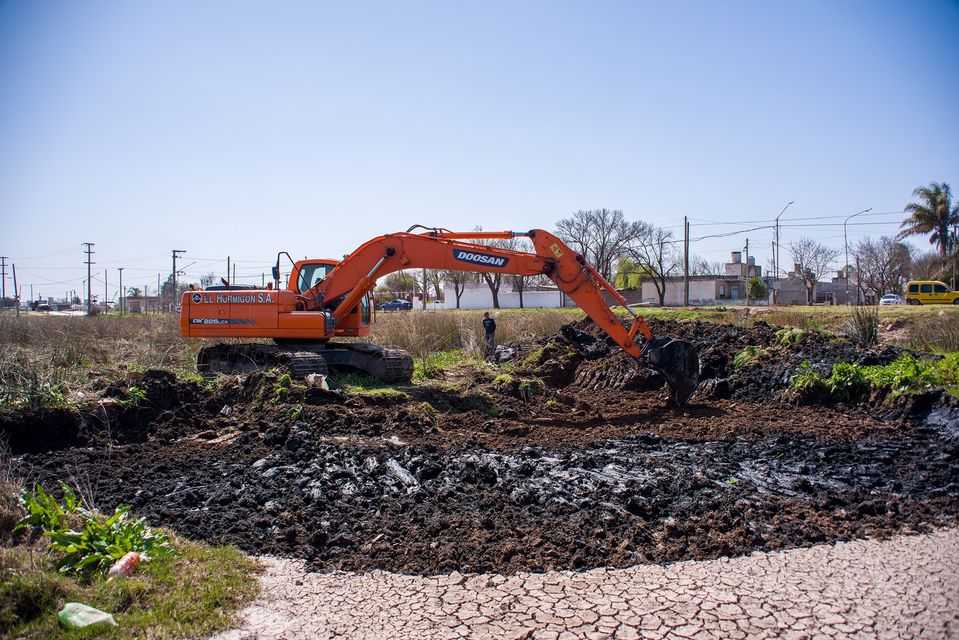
[180,228,699,405]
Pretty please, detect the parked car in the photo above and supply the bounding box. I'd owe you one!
[904,280,959,305]
[878,293,901,306]
[380,299,412,311]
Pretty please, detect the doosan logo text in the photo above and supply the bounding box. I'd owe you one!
[453,250,508,268]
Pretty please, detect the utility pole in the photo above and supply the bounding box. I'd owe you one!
[118,267,124,314]
[771,240,775,304]
[157,274,161,313]
[232,263,236,286]
[226,256,231,286]
[11,263,19,316]
[683,216,689,307]
[0,256,7,311]
[104,269,108,313]
[843,208,871,306]
[82,243,95,314]
[744,238,749,307]
[172,250,186,311]
[773,201,794,306]
[261,272,265,287]
[948,224,959,289]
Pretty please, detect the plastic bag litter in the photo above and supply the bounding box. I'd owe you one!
[58,602,118,628]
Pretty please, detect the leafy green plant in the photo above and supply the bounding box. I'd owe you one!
[776,327,807,346]
[125,385,148,406]
[286,404,304,421]
[732,345,761,370]
[16,483,82,533]
[790,353,959,401]
[17,484,177,580]
[46,504,176,579]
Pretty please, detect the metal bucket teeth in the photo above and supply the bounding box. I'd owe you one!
[644,338,700,407]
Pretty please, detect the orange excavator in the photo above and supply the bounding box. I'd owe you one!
[179,227,699,405]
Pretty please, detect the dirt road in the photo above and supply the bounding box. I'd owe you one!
[217,528,959,640]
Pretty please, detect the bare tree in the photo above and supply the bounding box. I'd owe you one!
[628,223,681,306]
[854,236,912,299]
[910,250,945,280]
[555,209,641,281]
[441,270,475,309]
[472,226,511,308]
[689,255,723,276]
[790,238,840,304]
[380,270,419,300]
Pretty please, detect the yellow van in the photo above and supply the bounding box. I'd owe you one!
[904,280,959,305]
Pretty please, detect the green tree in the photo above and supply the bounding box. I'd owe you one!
[127,287,142,298]
[614,257,644,290]
[899,181,959,257]
[746,276,767,300]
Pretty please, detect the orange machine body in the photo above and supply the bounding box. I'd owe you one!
[180,258,372,340]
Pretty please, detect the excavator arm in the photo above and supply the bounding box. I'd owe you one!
[305,227,699,405]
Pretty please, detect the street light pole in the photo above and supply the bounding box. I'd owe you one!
[843,207,872,305]
[118,267,124,314]
[773,201,794,305]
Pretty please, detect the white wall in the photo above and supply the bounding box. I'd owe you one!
[641,279,719,306]
[435,283,566,309]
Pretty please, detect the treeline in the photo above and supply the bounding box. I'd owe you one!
[375,181,958,307]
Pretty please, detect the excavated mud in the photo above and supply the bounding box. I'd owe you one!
[5,319,959,574]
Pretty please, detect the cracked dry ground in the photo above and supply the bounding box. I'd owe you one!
[217,528,959,639]
[5,318,959,637]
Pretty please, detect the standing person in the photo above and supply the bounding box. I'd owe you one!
[483,311,497,358]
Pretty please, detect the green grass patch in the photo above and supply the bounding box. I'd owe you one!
[492,374,513,387]
[3,540,258,638]
[343,386,411,400]
[4,484,258,638]
[413,349,482,380]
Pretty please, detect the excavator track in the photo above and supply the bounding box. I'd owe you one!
[196,342,413,383]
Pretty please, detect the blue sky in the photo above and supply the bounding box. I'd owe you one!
[1,0,957,300]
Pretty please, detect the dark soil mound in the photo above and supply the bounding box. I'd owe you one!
[6,319,959,575]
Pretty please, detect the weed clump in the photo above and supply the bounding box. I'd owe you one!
[843,305,879,347]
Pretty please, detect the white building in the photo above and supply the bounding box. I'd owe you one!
[639,251,764,306]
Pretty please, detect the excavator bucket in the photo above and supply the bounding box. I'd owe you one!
[644,337,700,407]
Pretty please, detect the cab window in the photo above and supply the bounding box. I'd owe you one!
[360,294,371,324]
[908,284,918,293]
[920,284,932,293]
[296,264,334,293]
[934,284,948,293]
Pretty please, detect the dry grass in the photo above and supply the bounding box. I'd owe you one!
[0,315,199,408]
[368,309,578,359]
[903,313,959,353]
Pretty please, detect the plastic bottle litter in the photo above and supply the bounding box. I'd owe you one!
[58,602,118,628]
[107,551,141,580]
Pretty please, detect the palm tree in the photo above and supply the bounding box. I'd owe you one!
[899,181,959,257]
